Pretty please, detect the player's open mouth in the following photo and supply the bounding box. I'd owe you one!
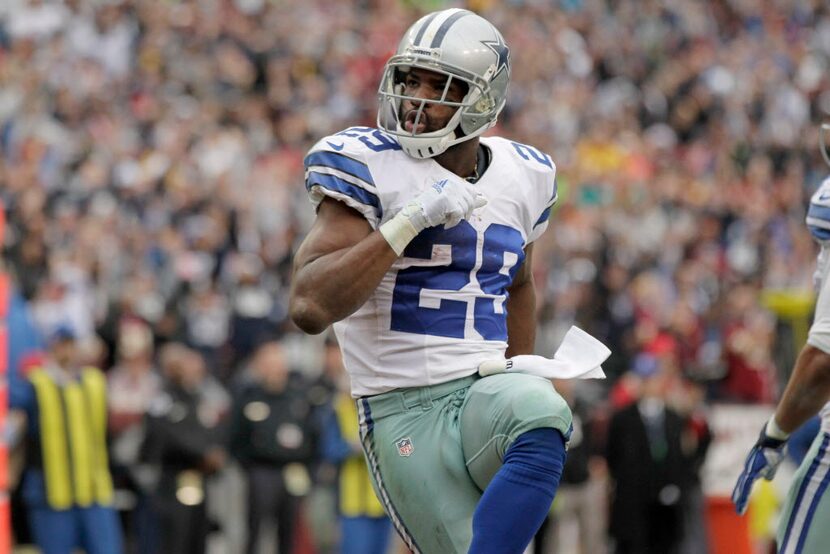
[404,110,428,134]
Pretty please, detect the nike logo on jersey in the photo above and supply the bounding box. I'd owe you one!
[820,190,830,201]
[326,140,345,151]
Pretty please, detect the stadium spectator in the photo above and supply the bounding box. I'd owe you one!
[606,354,687,554]
[2,0,830,551]
[229,340,319,554]
[141,344,229,554]
[10,326,123,554]
[106,318,162,554]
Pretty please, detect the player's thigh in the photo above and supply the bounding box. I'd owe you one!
[777,431,830,554]
[460,373,572,490]
[363,400,481,554]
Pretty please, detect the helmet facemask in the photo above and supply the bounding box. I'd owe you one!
[377,56,502,159]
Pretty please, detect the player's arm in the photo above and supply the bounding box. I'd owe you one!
[772,345,830,434]
[775,178,830,433]
[290,178,487,334]
[505,244,536,357]
[732,334,830,515]
[289,198,399,335]
[734,178,830,514]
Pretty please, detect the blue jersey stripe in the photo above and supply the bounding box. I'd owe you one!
[780,433,830,552]
[533,180,558,229]
[808,203,830,224]
[306,172,380,213]
[305,151,375,186]
[808,224,830,241]
[533,206,552,229]
[794,434,830,553]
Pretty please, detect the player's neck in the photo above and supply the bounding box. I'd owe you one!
[434,138,480,180]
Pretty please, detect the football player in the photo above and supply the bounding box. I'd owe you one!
[733,123,830,553]
[289,9,571,554]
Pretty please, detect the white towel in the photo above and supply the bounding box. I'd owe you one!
[478,326,610,379]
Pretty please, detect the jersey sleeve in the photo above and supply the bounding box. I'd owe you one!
[527,170,558,244]
[808,254,830,354]
[807,176,830,243]
[303,132,382,229]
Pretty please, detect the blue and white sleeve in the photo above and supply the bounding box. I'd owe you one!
[806,177,830,242]
[527,175,558,244]
[304,142,381,229]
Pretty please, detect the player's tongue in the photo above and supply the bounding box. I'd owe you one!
[404,111,428,134]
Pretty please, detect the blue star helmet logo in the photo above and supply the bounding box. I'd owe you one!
[481,35,510,77]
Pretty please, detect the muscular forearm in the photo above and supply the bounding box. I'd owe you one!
[774,344,830,434]
[290,231,398,334]
[505,278,536,357]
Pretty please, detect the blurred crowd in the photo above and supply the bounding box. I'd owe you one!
[2,0,830,552]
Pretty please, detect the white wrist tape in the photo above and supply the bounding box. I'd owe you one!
[379,210,421,256]
[766,416,790,440]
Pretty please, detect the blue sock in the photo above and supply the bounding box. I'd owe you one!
[468,427,567,554]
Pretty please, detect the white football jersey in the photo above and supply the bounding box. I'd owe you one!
[806,175,830,429]
[304,127,557,396]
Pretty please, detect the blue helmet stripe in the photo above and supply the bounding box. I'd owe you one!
[413,12,440,47]
[305,151,375,187]
[430,10,470,48]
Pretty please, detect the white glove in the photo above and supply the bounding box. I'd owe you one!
[380,177,487,255]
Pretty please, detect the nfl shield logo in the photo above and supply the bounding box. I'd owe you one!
[396,437,414,457]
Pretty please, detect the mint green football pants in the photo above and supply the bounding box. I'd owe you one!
[777,430,830,554]
[356,373,572,554]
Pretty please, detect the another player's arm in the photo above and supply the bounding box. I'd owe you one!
[769,262,830,435]
[289,198,399,335]
[733,223,830,514]
[505,244,536,357]
[772,344,830,434]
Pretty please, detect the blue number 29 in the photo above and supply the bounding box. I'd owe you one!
[390,222,525,341]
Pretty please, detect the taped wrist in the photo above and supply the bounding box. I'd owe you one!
[379,206,423,256]
[765,417,790,441]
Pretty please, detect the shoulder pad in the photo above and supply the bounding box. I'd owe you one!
[487,137,558,243]
[490,137,556,176]
[807,176,830,242]
[304,127,400,228]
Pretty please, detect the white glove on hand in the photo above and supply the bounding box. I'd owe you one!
[406,177,487,230]
[380,177,487,255]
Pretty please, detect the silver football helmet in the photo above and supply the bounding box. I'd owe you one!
[377,8,511,159]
